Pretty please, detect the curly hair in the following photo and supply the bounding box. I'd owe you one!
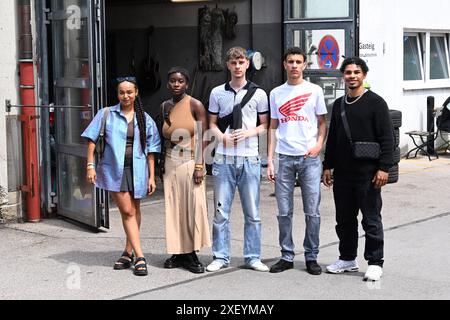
[339,57,369,74]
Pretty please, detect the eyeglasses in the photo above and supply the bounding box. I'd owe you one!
[117,76,137,84]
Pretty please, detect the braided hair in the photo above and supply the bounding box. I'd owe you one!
[134,95,147,154]
[117,78,147,153]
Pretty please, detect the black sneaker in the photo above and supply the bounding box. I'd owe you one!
[306,260,322,275]
[269,259,294,273]
[164,254,184,269]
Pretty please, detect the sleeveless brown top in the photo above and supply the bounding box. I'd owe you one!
[162,95,195,152]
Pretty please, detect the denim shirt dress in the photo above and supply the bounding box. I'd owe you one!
[81,103,161,199]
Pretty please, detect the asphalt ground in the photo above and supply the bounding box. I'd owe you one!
[1,153,450,314]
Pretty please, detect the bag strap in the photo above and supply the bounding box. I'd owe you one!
[340,96,353,144]
[218,82,260,132]
[99,107,110,137]
[239,81,259,109]
[161,101,172,126]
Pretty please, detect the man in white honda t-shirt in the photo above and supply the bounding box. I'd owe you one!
[267,47,328,275]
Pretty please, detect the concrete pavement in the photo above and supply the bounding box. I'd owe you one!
[1,154,450,301]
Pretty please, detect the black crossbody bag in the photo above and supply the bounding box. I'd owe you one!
[94,107,110,158]
[217,82,259,133]
[340,97,380,160]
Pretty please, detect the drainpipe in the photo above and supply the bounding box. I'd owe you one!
[18,0,40,222]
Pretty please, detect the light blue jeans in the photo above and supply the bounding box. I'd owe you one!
[275,154,322,262]
[211,155,262,265]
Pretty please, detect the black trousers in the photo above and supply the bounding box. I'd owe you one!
[333,178,384,266]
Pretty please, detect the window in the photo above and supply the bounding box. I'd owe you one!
[290,0,350,19]
[430,35,449,80]
[403,31,450,86]
[403,34,423,81]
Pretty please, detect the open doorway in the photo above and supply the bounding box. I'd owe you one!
[37,0,283,228]
[104,0,283,120]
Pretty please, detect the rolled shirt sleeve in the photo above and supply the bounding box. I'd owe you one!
[81,107,108,142]
[145,113,161,154]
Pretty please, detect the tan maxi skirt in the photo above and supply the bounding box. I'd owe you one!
[163,151,211,254]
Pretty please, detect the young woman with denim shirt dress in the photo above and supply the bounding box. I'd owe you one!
[82,78,161,276]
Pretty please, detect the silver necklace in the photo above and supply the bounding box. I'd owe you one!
[345,89,367,105]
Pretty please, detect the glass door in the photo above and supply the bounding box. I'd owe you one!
[284,0,359,113]
[49,0,108,228]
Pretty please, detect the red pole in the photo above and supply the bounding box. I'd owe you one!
[18,0,40,222]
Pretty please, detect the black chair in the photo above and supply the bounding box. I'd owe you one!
[436,96,450,153]
[405,130,439,161]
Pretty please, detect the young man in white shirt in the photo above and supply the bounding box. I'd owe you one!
[207,47,270,272]
[267,47,328,275]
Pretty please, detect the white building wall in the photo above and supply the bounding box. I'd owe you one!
[0,0,19,221]
[360,0,450,151]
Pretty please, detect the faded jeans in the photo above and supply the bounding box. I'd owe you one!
[211,155,262,265]
[275,154,322,262]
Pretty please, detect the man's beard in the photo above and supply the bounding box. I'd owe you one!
[347,83,361,90]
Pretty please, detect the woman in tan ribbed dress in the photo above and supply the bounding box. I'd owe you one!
[160,67,211,273]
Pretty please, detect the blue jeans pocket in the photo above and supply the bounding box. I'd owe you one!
[247,156,260,166]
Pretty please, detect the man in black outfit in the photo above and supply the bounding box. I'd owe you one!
[322,57,394,281]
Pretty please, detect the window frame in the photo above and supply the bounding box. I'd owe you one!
[286,0,352,21]
[403,30,450,90]
[284,0,358,78]
[403,32,424,83]
[429,33,450,81]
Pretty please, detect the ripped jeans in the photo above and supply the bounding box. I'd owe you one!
[275,154,322,262]
[211,154,262,265]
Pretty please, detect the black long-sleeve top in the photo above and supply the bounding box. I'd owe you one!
[323,90,394,181]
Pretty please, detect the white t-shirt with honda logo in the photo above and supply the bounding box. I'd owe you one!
[270,81,327,156]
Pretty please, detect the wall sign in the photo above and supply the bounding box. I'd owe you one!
[317,35,340,69]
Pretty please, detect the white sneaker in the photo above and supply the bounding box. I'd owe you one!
[326,259,359,274]
[363,265,383,281]
[247,260,269,272]
[206,259,229,272]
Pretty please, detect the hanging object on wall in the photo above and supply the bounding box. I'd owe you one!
[140,25,161,94]
[247,50,266,71]
[223,6,238,39]
[210,6,225,71]
[199,4,236,72]
[199,5,213,71]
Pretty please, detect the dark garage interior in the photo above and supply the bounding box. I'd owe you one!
[105,0,283,119]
